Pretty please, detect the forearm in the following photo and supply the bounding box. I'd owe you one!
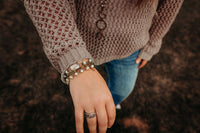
[138,0,184,60]
[22,0,93,79]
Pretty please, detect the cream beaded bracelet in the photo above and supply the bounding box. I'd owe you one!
[61,58,95,85]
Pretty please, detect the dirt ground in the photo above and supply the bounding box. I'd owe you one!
[0,0,200,133]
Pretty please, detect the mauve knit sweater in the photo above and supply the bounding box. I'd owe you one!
[22,0,184,82]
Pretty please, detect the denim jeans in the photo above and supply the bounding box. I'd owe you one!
[95,49,141,106]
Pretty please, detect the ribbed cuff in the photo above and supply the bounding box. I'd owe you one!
[58,47,93,84]
[138,50,153,61]
[138,39,162,61]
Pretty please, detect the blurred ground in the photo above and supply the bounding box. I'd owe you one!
[0,0,200,133]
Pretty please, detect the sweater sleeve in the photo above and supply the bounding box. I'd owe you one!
[23,0,93,74]
[138,0,184,61]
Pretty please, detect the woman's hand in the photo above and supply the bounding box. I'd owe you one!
[135,57,148,69]
[69,68,116,133]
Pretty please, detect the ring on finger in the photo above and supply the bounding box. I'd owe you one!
[84,111,96,119]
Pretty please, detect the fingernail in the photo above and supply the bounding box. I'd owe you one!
[136,60,140,64]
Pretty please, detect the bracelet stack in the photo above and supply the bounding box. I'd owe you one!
[61,58,95,85]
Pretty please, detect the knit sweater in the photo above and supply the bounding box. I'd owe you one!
[22,0,184,79]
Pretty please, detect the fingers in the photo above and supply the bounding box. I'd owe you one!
[136,57,148,69]
[105,101,116,128]
[75,107,84,133]
[135,57,142,64]
[138,60,147,69]
[96,104,108,133]
[85,108,97,133]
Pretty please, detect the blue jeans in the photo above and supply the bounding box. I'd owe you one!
[95,49,140,106]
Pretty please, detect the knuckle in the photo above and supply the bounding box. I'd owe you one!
[98,126,107,133]
[105,95,112,101]
[108,120,115,128]
[75,115,82,123]
[89,119,96,126]
[89,126,96,133]
[76,127,83,133]
[109,114,115,121]
[95,96,110,105]
[94,97,104,105]
[99,121,108,127]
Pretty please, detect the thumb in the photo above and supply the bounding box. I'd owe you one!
[135,57,142,64]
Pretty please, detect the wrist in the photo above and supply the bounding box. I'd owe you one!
[61,58,95,85]
[66,58,89,71]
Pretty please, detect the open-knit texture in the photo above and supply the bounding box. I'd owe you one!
[22,0,184,81]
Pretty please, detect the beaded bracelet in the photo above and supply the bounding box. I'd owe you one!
[61,58,95,85]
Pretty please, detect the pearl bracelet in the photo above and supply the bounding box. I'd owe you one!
[61,58,95,85]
